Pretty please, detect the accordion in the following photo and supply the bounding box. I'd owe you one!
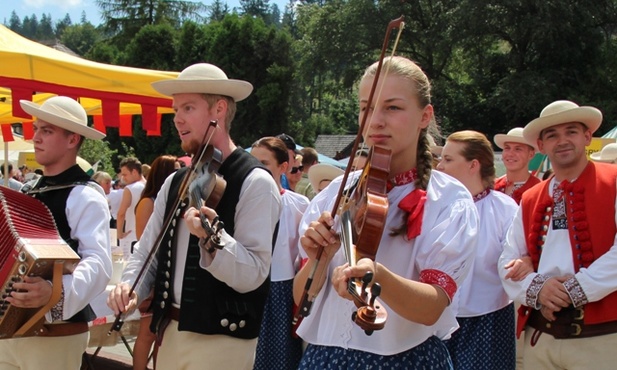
[0,187,80,338]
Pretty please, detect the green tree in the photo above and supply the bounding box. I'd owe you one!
[240,0,270,18]
[38,13,54,40]
[96,0,206,44]
[55,14,73,38]
[8,11,21,33]
[21,15,39,39]
[79,136,118,175]
[61,22,100,56]
[123,23,176,70]
[208,0,229,22]
[200,14,294,147]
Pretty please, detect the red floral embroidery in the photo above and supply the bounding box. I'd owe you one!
[420,269,457,302]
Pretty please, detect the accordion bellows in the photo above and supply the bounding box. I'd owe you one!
[0,187,79,338]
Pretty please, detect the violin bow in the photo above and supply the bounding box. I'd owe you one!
[292,15,405,332]
[109,120,219,334]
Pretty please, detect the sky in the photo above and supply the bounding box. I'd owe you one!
[0,0,289,26]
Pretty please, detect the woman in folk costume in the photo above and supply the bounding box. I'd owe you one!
[293,56,479,369]
[437,130,518,370]
[251,137,308,370]
[493,127,541,204]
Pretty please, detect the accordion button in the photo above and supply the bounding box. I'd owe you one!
[163,292,168,299]
[229,323,237,331]
[166,261,171,268]
[165,272,170,279]
[239,320,246,328]
[220,319,229,327]
[160,301,166,309]
[164,282,169,289]
[167,250,171,258]
[172,219,177,227]
[169,230,175,237]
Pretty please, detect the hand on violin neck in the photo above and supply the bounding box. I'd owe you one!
[184,205,219,239]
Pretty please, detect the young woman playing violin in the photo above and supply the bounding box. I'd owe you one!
[293,56,480,368]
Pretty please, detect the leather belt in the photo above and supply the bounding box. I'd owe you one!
[528,306,617,339]
[39,322,89,337]
[168,307,180,322]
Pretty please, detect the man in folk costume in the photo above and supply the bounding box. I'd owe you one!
[499,100,617,370]
[108,63,281,370]
[1,96,112,369]
[493,127,541,204]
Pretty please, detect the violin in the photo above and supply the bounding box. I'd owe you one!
[188,144,227,247]
[340,145,390,334]
[109,120,223,334]
[292,16,404,336]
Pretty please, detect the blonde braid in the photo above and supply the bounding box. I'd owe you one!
[414,128,433,191]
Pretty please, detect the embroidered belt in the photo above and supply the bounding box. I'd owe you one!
[39,322,89,337]
[528,307,617,340]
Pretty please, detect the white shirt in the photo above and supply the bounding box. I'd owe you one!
[272,190,309,282]
[296,170,479,356]
[47,184,113,321]
[123,167,281,305]
[123,181,145,243]
[107,189,123,219]
[456,190,517,317]
[499,177,617,305]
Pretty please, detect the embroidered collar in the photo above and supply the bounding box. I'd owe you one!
[473,187,491,203]
[388,168,417,191]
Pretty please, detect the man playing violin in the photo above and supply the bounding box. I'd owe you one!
[293,56,479,368]
[108,63,281,370]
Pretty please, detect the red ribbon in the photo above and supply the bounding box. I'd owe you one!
[398,188,427,239]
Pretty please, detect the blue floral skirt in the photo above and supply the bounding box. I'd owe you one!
[299,335,453,370]
[253,279,302,370]
[444,303,515,370]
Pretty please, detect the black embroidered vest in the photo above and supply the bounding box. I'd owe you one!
[150,148,271,339]
[25,164,97,323]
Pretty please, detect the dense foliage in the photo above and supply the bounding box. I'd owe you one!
[4,0,617,172]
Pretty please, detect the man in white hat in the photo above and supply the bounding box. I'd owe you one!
[0,96,112,369]
[108,63,281,369]
[494,127,541,204]
[499,100,617,370]
[590,142,617,164]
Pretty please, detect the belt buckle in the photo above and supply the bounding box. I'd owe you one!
[570,323,582,336]
[574,307,585,320]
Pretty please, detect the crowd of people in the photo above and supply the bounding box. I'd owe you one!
[1,57,616,370]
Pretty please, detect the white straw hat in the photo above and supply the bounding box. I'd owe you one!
[20,96,105,140]
[523,100,602,144]
[151,63,253,102]
[590,143,617,163]
[494,127,535,150]
[308,163,344,192]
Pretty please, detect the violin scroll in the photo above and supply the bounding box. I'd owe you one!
[348,271,388,336]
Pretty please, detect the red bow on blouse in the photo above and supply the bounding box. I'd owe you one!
[398,188,427,239]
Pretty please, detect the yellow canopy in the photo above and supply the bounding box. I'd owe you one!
[0,88,173,124]
[0,25,178,134]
